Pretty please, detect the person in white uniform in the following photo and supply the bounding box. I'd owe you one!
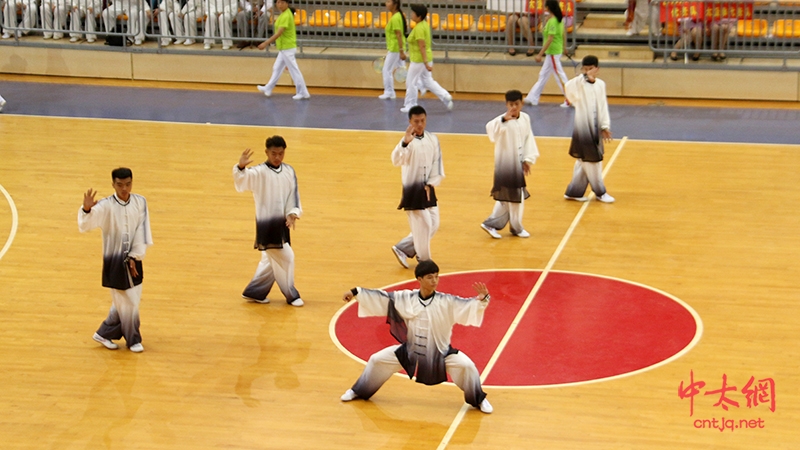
[233,136,304,307]
[340,260,493,414]
[563,55,615,203]
[78,167,153,353]
[204,0,234,49]
[102,0,150,45]
[390,106,444,269]
[480,89,539,239]
[154,0,184,46]
[41,0,69,40]
[69,0,103,42]
[2,0,38,39]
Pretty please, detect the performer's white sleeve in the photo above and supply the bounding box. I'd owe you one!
[450,295,489,327]
[77,202,106,233]
[232,164,255,192]
[565,76,581,106]
[284,170,302,218]
[354,288,392,318]
[426,135,445,188]
[597,80,611,131]
[128,198,154,261]
[391,139,412,167]
[521,114,539,164]
[485,114,505,143]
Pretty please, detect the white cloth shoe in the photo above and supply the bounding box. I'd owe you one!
[523,98,538,106]
[129,343,144,353]
[257,85,272,97]
[514,229,530,238]
[597,193,615,203]
[400,106,412,113]
[292,93,310,100]
[93,333,118,350]
[243,294,270,304]
[560,101,571,108]
[445,96,454,111]
[289,298,304,307]
[161,39,171,46]
[378,93,396,99]
[479,398,493,414]
[183,39,195,45]
[392,246,409,269]
[480,224,501,239]
[340,389,358,401]
[204,43,211,49]
[87,38,96,43]
[564,194,589,202]
[69,37,79,43]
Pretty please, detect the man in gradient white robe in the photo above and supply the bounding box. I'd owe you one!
[391,106,444,269]
[78,167,153,353]
[563,55,615,203]
[480,89,539,239]
[340,260,493,414]
[233,135,304,306]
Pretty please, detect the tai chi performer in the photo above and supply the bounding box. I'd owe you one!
[256,0,310,100]
[78,167,153,353]
[233,136,304,306]
[390,106,444,269]
[563,55,615,203]
[340,260,494,414]
[480,89,539,239]
[378,0,407,100]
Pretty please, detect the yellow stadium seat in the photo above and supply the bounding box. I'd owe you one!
[773,19,800,38]
[477,14,506,32]
[410,13,440,30]
[343,11,373,28]
[294,9,307,26]
[441,13,475,31]
[374,11,390,28]
[308,10,339,27]
[737,19,768,37]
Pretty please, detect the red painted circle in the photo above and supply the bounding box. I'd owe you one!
[332,270,701,387]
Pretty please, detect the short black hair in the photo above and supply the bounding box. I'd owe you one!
[266,135,287,149]
[410,4,427,21]
[415,260,439,278]
[505,90,523,102]
[408,105,427,119]
[582,55,599,67]
[111,167,133,180]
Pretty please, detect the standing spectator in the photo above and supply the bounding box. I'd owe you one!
[256,0,309,99]
[524,0,569,107]
[233,136,304,307]
[480,90,539,239]
[378,0,407,100]
[78,168,153,353]
[563,55,615,203]
[391,106,444,269]
[402,4,453,113]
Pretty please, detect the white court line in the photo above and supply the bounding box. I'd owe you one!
[436,137,629,450]
[0,183,19,261]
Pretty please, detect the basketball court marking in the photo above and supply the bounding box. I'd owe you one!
[435,137,628,449]
[0,183,19,262]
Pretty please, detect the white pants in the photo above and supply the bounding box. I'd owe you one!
[565,159,607,198]
[262,48,310,97]
[70,9,100,40]
[97,284,143,348]
[525,54,569,104]
[404,61,450,109]
[629,0,650,34]
[3,1,38,35]
[158,1,184,42]
[102,3,148,41]
[350,344,485,407]
[382,51,405,97]
[242,246,301,303]
[183,9,201,39]
[41,0,68,38]
[395,206,439,262]
[204,7,233,47]
[483,200,525,235]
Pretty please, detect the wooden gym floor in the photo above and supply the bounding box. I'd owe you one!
[0,84,798,449]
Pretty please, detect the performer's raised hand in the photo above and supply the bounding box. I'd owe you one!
[403,124,415,145]
[342,290,355,302]
[83,188,97,211]
[286,213,299,230]
[472,281,489,299]
[238,148,254,169]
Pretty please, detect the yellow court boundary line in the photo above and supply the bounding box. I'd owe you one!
[0,183,19,261]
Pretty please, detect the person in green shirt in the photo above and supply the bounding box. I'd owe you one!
[524,0,569,107]
[379,0,408,100]
[256,0,310,100]
[402,4,453,113]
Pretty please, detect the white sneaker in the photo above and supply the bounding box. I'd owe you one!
[444,96,454,111]
[161,39,171,46]
[129,343,144,353]
[597,193,615,203]
[222,45,231,50]
[400,106,412,113]
[564,194,589,202]
[292,93,310,100]
[378,93,396,99]
[204,43,211,50]
[289,298,304,307]
[257,85,272,97]
[93,333,118,350]
[523,98,538,106]
[69,37,79,43]
[243,295,270,304]
[0,98,6,112]
[340,389,358,401]
[626,29,637,36]
[480,223,502,239]
[479,398,493,414]
[174,38,183,44]
[419,87,428,97]
[514,229,530,238]
[134,38,143,45]
[44,34,53,39]
[2,33,12,39]
[87,38,96,43]
[560,101,570,108]
[392,246,409,269]
[183,39,195,45]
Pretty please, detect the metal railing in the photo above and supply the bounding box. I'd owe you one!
[649,0,800,62]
